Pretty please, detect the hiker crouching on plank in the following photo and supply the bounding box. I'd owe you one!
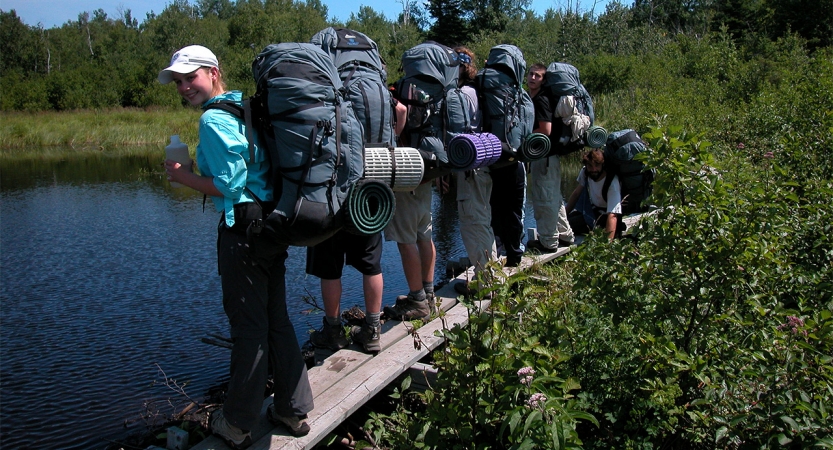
[565,148,626,241]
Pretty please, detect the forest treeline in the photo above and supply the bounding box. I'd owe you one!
[0,0,831,112]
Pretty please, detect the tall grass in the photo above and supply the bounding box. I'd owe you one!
[0,108,201,160]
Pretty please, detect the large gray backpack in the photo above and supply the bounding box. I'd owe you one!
[251,42,365,247]
[475,44,535,156]
[602,129,654,214]
[544,62,595,155]
[310,27,395,147]
[394,41,471,177]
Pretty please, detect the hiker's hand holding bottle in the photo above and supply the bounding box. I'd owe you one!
[164,157,193,186]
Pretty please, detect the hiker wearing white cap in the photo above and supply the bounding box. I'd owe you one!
[160,45,314,448]
[158,45,220,84]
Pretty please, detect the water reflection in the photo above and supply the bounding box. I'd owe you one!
[0,151,579,449]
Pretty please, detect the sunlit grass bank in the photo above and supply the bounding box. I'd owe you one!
[0,108,201,160]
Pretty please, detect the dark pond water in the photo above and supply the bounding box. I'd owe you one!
[0,151,579,449]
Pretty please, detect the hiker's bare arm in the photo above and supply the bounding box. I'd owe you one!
[394,101,407,136]
[533,121,552,136]
[605,213,618,241]
[165,160,223,196]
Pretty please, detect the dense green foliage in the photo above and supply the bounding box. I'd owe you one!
[3,0,832,448]
[363,35,833,450]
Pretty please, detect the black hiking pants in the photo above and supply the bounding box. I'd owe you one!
[217,222,313,430]
[490,162,526,266]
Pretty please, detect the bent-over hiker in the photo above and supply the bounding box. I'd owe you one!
[565,148,625,240]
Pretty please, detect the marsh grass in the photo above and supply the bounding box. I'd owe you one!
[0,108,201,160]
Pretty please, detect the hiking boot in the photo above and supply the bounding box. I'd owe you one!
[267,404,310,437]
[309,318,349,351]
[351,322,381,353]
[383,295,429,321]
[526,239,556,254]
[209,409,252,449]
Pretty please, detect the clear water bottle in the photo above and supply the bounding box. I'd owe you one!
[165,135,190,188]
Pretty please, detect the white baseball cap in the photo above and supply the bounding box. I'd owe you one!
[158,45,219,84]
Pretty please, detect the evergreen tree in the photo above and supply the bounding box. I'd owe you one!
[426,0,469,46]
[464,0,530,35]
[765,0,833,49]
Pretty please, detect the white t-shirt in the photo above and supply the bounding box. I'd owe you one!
[577,167,623,215]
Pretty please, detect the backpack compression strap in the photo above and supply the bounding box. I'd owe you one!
[270,100,339,220]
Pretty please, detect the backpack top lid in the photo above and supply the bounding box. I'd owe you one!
[401,41,461,90]
[310,27,385,75]
[253,42,343,92]
[484,44,527,86]
[544,62,583,96]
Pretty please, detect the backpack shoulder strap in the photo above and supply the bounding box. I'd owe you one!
[204,99,257,164]
[601,171,613,202]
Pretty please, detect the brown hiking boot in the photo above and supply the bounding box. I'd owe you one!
[383,294,429,321]
[209,409,252,449]
[350,322,381,353]
[309,318,349,351]
[267,404,310,437]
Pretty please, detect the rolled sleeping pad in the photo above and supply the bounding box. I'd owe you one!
[343,178,396,236]
[586,125,608,149]
[447,133,503,171]
[363,146,424,192]
[446,134,478,170]
[518,132,551,161]
[478,133,503,168]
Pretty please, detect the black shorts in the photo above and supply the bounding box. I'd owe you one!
[305,230,383,279]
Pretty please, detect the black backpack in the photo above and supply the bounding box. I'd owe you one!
[310,27,396,147]
[602,129,654,215]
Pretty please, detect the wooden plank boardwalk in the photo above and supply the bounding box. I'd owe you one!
[191,246,571,450]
